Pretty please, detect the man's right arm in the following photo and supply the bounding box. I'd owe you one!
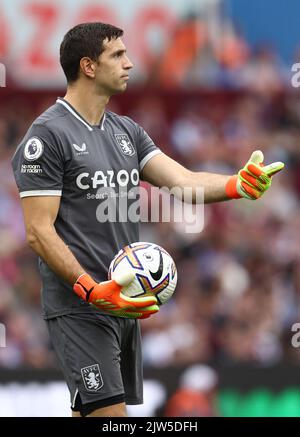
[22,195,85,286]
[21,195,159,319]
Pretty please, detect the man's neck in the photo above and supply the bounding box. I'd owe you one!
[63,84,110,126]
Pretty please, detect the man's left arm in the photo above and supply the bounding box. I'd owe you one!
[141,150,284,204]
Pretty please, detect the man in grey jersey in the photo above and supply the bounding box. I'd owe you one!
[11,22,284,417]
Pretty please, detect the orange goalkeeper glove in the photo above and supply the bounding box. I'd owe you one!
[225,150,284,200]
[73,271,159,319]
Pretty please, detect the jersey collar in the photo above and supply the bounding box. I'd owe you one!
[56,98,106,132]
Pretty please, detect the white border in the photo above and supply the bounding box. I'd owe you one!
[100,113,106,131]
[139,150,162,171]
[56,99,93,131]
[20,190,62,198]
[71,388,79,409]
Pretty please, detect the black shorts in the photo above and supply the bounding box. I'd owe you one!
[46,312,143,409]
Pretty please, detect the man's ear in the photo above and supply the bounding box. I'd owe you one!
[79,57,96,79]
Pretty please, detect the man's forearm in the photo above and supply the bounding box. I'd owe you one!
[27,225,85,286]
[180,171,231,204]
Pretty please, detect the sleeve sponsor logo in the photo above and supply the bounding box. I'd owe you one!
[21,164,43,174]
[23,137,44,161]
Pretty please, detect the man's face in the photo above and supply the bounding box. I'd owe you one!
[94,37,133,95]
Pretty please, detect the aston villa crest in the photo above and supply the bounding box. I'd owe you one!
[81,364,103,392]
[115,134,135,156]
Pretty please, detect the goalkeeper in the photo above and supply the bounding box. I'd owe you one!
[11,22,284,418]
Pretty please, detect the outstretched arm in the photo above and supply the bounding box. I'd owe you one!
[141,151,284,204]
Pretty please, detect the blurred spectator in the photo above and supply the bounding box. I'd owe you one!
[164,364,219,416]
[157,16,208,88]
[238,45,288,95]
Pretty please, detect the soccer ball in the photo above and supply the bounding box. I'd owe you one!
[108,242,177,305]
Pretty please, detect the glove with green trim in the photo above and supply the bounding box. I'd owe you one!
[225,150,284,200]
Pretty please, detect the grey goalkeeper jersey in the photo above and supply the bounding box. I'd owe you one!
[12,98,161,319]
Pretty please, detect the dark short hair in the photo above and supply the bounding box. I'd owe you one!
[60,22,123,83]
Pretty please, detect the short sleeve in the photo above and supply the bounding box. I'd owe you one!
[136,124,162,172]
[11,124,64,198]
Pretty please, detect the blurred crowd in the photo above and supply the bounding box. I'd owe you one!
[1,89,300,370]
[141,17,293,93]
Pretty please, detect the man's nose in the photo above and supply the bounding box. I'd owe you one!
[124,56,133,70]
